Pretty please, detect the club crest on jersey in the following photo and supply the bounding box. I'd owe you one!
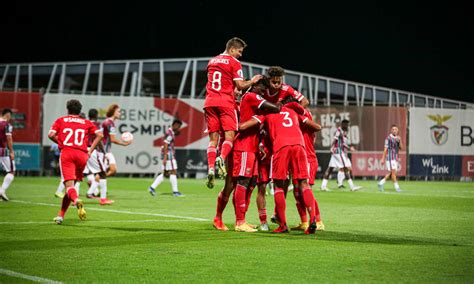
[427,114,452,145]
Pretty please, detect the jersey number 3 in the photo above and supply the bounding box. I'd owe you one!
[281,112,293,127]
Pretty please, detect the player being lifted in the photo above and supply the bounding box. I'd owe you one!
[263,66,309,107]
[204,37,262,189]
[48,99,103,224]
[321,119,362,191]
[378,125,403,192]
[231,77,280,232]
[0,108,15,201]
[148,119,184,197]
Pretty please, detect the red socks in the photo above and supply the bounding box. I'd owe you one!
[301,186,316,223]
[314,198,321,222]
[273,187,287,226]
[58,193,71,217]
[233,184,247,225]
[258,208,267,224]
[215,191,229,219]
[67,187,78,204]
[207,144,217,169]
[244,184,255,213]
[220,140,233,161]
[293,187,308,223]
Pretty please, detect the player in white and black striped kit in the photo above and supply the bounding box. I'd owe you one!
[148,119,184,197]
[0,108,15,201]
[321,120,361,191]
[378,125,403,192]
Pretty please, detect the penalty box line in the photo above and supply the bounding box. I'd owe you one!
[9,200,210,222]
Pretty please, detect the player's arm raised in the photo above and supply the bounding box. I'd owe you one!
[234,74,263,90]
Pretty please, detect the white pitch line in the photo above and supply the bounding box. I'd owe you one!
[10,200,210,221]
[0,219,206,225]
[0,268,62,284]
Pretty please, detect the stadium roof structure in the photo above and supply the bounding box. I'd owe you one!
[1,58,472,109]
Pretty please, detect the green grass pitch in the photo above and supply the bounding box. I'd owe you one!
[0,177,473,283]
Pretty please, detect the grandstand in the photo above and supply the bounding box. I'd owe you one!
[0,59,473,180]
[1,58,472,108]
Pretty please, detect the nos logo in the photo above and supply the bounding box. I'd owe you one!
[427,115,452,145]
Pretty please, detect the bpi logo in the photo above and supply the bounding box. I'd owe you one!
[427,115,452,145]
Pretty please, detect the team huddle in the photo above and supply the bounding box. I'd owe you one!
[0,37,403,231]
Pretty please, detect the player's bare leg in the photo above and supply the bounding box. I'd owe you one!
[391,169,401,192]
[106,164,117,177]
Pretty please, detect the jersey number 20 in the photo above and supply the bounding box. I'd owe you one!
[63,128,85,146]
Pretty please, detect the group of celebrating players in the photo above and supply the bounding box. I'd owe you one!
[0,37,403,232]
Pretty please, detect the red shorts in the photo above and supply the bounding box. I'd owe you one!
[257,158,271,184]
[232,151,258,178]
[204,107,238,133]
[271,145,308,180]
[60,148,88,182]
[307,158,318,185]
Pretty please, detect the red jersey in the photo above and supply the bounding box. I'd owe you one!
[50,115,100,153]
[102,118,116,153]
[298,110,317,161]
[263,84,305,104]
[261,104,305,153]
[234,92,266,153]
[204,53,244,108]
[0,119,13,157]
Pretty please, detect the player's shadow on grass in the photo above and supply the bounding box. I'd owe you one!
[256,230,461,246]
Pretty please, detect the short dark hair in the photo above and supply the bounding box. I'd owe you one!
[226,37,247,50]
[2,108,12,116]
[280,95,298,105]
[172,119,183,126]
[267,66,285,77]
[391,124,398,128]
[342,119,350,124]
[89,108,99,120]
[106,104,119,118]
[66,99,82,115]
[255,76,270,89]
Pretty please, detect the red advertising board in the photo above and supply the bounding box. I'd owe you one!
[462,156,474,177]
[0,92,41,143]
[311,106,407,152]
[352,151,407,176]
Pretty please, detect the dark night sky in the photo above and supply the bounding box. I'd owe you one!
[2,1,473,102]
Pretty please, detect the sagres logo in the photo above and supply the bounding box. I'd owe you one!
[427,115,452,145]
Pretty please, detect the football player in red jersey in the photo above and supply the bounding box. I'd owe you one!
[231,77,280,232]
[0,108,15,201]
[204,37,262,189]
[48,99,103,224]
[263,66,309,107]
[241,97,318,234]
[291,106,325,231]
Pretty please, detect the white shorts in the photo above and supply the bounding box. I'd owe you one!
[85,150,107,174]
[105,152,116,165]
[0,156,15,172]
[385,160,399,172]
[161,159,178,171]
[329,153,352,169]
